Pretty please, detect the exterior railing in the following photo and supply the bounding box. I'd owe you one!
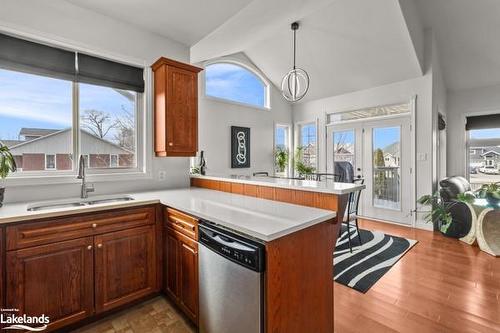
[373,167,400,203]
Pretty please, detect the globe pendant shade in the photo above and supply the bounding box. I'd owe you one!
[281,68,309,102]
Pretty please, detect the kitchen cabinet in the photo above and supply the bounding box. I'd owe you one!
[6,237,94,331]
[95,225,156,313]
[152,57,203,157]
[164,208,199,324]
[5,205,159,332]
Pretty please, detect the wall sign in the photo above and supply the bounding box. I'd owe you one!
[231,126,250,168]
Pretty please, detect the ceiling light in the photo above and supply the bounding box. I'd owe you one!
[281,22,310,102]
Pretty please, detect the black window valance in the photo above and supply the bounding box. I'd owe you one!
[0,33,144,92]
[77,53,144,92]
[466,114,500,130]
[0,33,76,81]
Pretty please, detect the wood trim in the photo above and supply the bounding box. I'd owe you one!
[265,220,337,333]
[6,206,155,250]
[151,57,203,73]
[191,178,347,223]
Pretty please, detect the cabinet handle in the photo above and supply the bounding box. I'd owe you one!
[97,244,103,249]
[87,245,92,250]
[92,223,97,228]
[168,142,173,146]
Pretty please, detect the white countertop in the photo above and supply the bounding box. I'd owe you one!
[191,174,365,195]
[0,188,336,242]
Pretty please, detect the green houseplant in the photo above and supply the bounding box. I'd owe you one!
[274,147,289,174]
[294,146,315,176]
[476,183,500,206]
[0,144,17,207]
[417,192,474,234]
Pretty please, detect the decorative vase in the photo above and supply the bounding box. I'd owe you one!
[0,187,4,208]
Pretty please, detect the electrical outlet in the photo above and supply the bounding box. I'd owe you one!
[158,170,167,181]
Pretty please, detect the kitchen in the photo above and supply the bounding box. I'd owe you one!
[0,2,363,332]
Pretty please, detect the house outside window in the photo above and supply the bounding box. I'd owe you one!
[204,61,270,109]
[467,127,500,190]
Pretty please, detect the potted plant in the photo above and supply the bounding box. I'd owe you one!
[476,183,500,206]
[0,144,17,207]
[274,147,289,174]
[294,146,315,176]
[417,192,474,234]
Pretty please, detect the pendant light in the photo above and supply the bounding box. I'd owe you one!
[281,22,310,102]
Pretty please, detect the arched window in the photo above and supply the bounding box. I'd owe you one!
[204,62,269,109]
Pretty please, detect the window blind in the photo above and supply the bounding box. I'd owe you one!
[0,33,76,80]
[466,114,500,130]
[77,53,144,92]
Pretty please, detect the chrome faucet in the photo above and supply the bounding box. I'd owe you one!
[77,155,94,199]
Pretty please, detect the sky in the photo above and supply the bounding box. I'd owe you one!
[373,126,400,150]
[0,68,133,142]
[470,128,500,139]
[205,63,265,108]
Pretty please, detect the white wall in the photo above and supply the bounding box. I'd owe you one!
[447,84,500,177]
[0,0,191,203]
[197,53,293,176]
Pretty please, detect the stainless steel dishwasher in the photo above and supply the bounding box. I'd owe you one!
[198,220,265,333]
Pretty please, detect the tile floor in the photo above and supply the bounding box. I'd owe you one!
[72,297,196,333]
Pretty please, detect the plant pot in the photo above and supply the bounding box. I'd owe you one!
[485,193,500,206]
[0,187,4,208]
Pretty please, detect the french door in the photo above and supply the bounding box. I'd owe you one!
[326,116,413,225]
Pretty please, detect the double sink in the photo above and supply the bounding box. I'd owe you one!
[27,195,135,212]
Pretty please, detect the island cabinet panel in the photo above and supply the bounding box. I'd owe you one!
[6,237,94,332]
[94,225,157,313]
[152,57,203,157]
[163,207,199,325]
[265,220,337,333]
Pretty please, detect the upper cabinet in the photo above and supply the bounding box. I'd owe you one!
[152,57,203,157]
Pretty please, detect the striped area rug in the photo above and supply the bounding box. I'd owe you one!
[334,225,417,293]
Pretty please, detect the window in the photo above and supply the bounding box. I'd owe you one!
[205,62,269,109]
[0,33,145,178]
[45,154,56,170]
[274,125,290,174]
[298,122,317,169]
[467,127,500,190]
[110,154,119,168]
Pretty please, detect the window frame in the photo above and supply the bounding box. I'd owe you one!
[203,60,271,110]
[294,120,319,173]
[274,123,292,176]
[110,154,119,168]
[1,29,152,186]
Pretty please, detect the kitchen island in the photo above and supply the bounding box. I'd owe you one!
[0,186,344,332]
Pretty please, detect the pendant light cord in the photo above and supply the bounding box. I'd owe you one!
[293,28,297,70]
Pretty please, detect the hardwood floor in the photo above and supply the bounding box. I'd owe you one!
[335,219,500,333]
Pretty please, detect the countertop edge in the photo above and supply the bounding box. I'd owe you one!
[190,174,364,195]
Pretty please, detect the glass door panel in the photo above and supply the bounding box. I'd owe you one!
[372,126,401,210]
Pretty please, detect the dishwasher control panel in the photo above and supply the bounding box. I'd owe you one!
[199,221,265,272]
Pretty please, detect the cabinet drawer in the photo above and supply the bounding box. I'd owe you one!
[7,206,155,250]
[166,207,198,240]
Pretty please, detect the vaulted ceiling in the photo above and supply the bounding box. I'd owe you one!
[415,0,500,92]
[63,0,500,101]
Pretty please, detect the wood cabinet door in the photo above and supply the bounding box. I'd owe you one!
[166,65,198,155]
[6,237,94,331]
[164,227,180,300]
[178,232,199,323]
[94,226,156,313]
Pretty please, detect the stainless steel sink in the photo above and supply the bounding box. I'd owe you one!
[27,195,135,212]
